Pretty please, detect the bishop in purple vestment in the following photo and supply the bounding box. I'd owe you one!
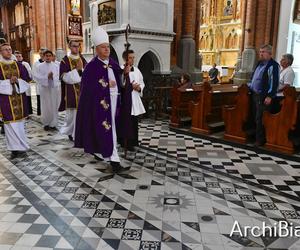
[75,26,130,173]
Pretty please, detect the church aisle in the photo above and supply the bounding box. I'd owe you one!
[139,120,300,201]
[0,117,299,249]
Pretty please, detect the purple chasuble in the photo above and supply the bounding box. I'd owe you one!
[59,55,87,111]
[74,57,122,157]
[0,61,30,122]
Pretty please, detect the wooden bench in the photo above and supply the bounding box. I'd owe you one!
[190,81,238,134]
[223,84,250,143]
[263,87,300,154]
[170,85,202,127]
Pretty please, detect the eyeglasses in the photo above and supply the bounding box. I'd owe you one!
[1,48,12,51]
[71,45,80,48]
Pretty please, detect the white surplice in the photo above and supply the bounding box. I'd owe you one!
[121,65,146,116]
[35,62,61,127]
[21,61,32,96]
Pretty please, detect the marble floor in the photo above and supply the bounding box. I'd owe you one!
[0,111,300,249]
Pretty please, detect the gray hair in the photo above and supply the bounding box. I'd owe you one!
[260,44,272,54]
[282,53,294,66]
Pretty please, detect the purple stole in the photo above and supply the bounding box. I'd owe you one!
[0,61,29,123]
[59,55,87,111]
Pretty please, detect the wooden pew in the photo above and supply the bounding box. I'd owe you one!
[191,81,238,134]
[170,85,202,127]
[263,87,300,154]
[223,84,250,143]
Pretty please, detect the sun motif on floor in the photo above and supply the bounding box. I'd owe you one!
[148,191,195,211]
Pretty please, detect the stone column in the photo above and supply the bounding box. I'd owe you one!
[235,0,248,73]
[49,0,56,52]
[178,0,201,82]
[36,0,47,49]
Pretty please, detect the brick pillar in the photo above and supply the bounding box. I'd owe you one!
[235,0,280,84]
[244,0,257,48]
[234,0,258,84]
[178,0,201,82]
[171,0,182,66]
[36,0,47,49]
[255,0,268,48]
[195,0,202,70]
[54,0,65,61]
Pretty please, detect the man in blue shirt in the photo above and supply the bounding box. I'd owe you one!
[249,44,280,146]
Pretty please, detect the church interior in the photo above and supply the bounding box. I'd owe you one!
[0,0,300,249]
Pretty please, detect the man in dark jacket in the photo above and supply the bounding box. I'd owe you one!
[249,44,280,146]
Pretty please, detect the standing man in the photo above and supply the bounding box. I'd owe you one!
[119,49,145,151]
[75,26,129,173]
[272,54,295,113]
[59,40,87,141]
[0,43,31,158]
[208,63,219,84]
[15,51,33,115]
[35,50,61,131]
[249,44,280,146]
[278,54,295,92]
[32,48,47,116]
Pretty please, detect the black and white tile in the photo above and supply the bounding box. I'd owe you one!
[0,103,300,249]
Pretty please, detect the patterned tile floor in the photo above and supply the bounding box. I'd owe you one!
[0,103,300,249]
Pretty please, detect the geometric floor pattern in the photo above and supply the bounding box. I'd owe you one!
[0,113,300,249]
[140,120,300,201]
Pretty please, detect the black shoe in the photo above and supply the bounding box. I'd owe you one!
[10,151,19,159]
[110,162,131,173]
[110,161,122,173]
[68,135,74,141]
[18,152,27,158]
[127,146,135,152]
[44,126,50,131]
[50,127,57,131]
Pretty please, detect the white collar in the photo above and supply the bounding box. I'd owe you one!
[98,57,109,65]
[69,54,80,59]
[0,57,15,63]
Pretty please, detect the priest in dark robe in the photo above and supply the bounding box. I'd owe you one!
[0,43,31,159]
[119,49,145,151]
[75,26,130,173]
[59,40,87,141]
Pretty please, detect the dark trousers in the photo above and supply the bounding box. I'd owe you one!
[128,115,139,148]
[27,96,33,115]
[37,95,41,116]
[251,94,271,144]
[0,120,4,134]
